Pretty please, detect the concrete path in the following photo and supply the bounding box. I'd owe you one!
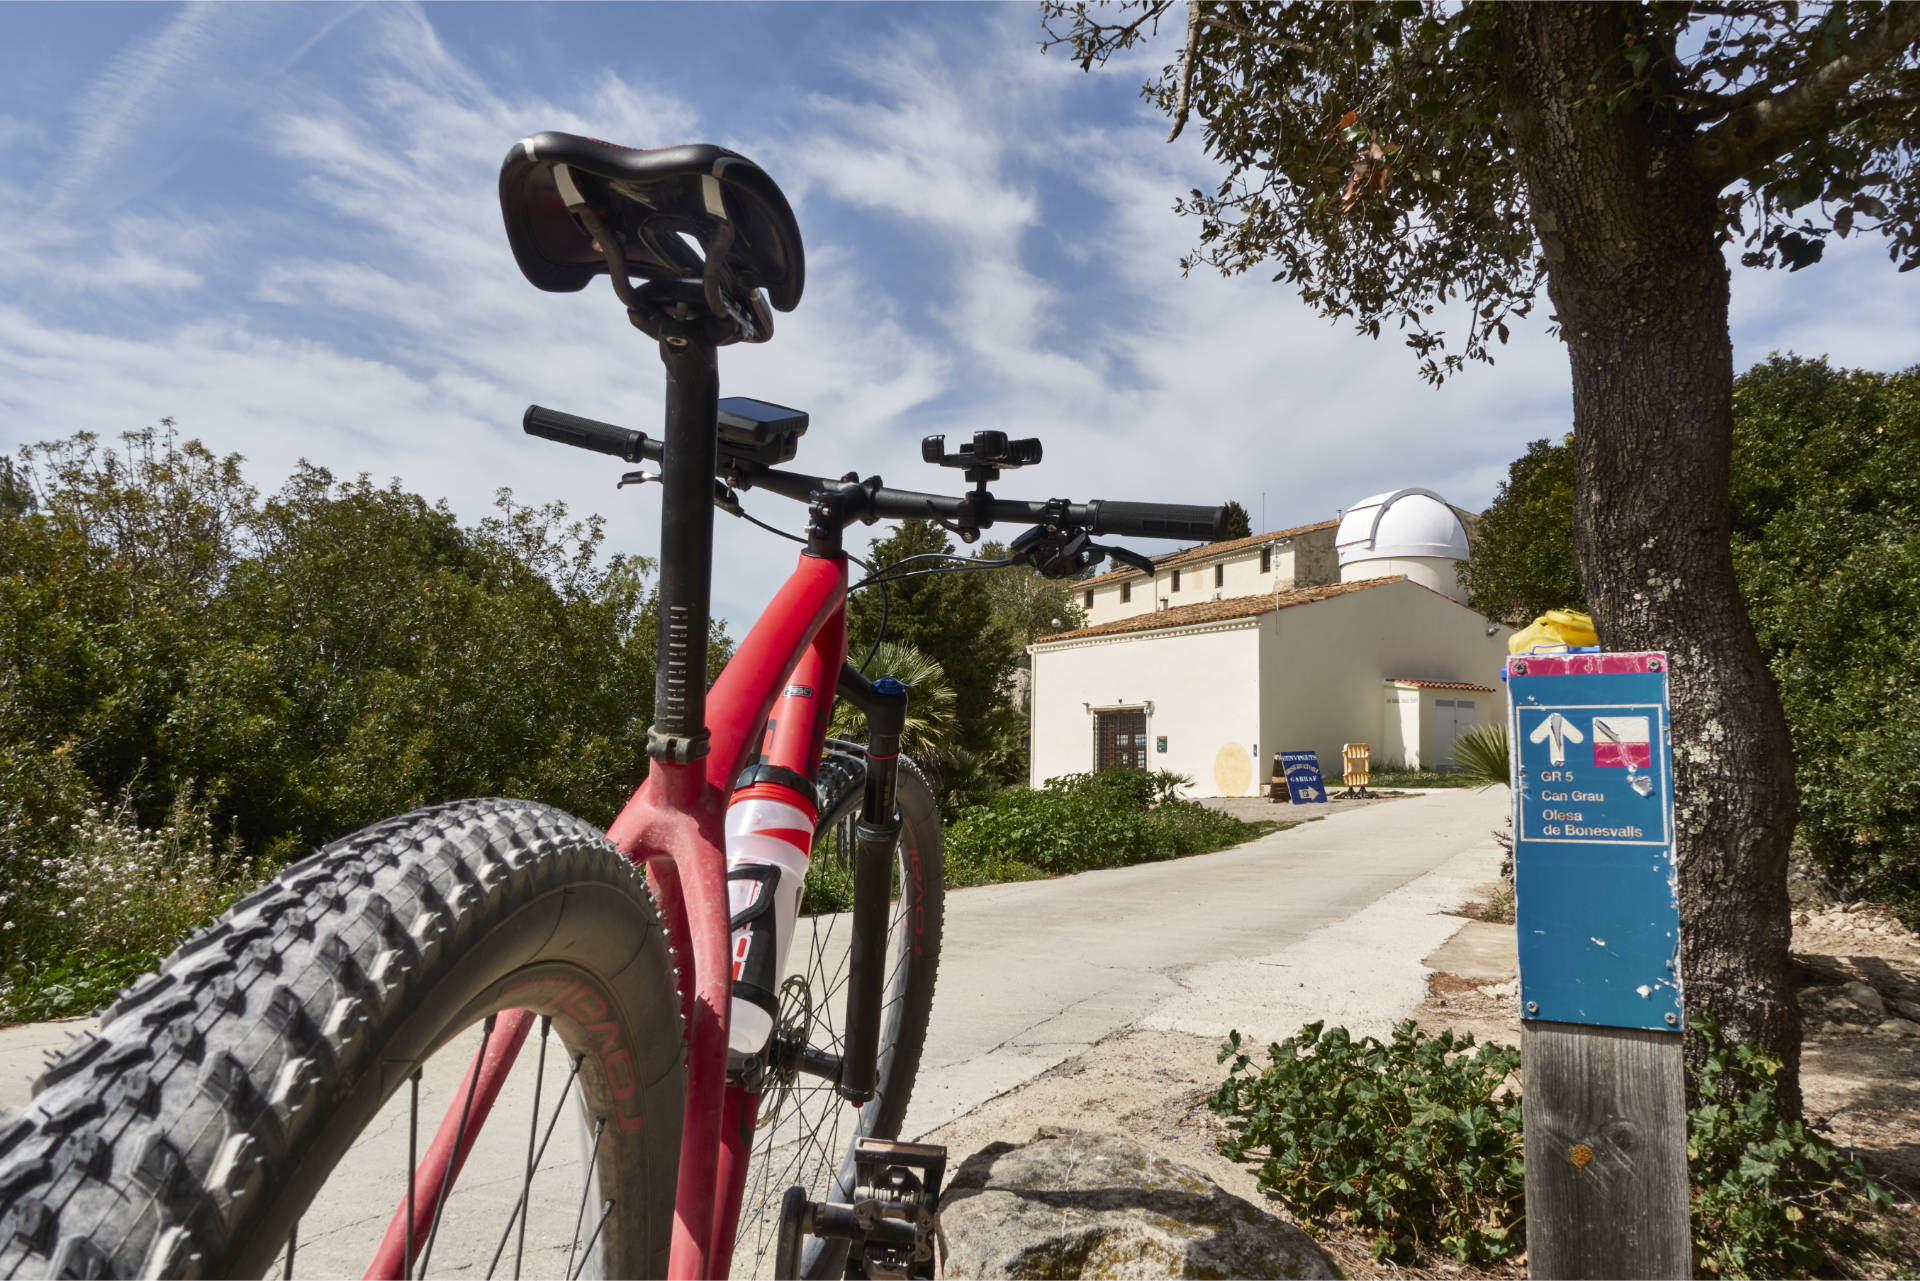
[901,786,1506,1138]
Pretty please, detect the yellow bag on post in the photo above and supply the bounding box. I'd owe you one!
[1508,608,1598,655]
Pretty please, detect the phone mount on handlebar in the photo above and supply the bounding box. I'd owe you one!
[919,431,1045,542]
[921,431,1042,484]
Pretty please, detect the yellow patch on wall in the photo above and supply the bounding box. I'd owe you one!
[1213,742,1252,797]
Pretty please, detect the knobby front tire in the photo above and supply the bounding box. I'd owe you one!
[0,799,685,1280]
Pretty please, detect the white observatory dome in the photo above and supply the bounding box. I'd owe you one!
[1336,488,1471,602]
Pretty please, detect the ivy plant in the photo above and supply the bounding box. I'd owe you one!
[1210,1020,1525,1263]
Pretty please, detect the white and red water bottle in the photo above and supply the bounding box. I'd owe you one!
[724,781,818,1055]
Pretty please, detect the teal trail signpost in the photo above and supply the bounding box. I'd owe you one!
[1509,650,1689,1280]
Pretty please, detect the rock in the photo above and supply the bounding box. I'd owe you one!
[940,1127,1335,1280]
[1822,994,1873,1025]
[1875,1017,1920,1037]
[1895,999,1920,1022]
[1793,911,1810,926]
[1839,980,1887,1020]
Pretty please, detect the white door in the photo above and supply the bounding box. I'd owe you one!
[1433,698,1478,768]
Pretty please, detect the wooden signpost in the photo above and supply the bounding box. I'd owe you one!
[1508,651,1690,1280]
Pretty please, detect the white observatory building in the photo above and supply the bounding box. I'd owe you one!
[1336,488,1475,603]
[1028,488,1512,795]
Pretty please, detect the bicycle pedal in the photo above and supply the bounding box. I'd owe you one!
[773,1138,947,1280]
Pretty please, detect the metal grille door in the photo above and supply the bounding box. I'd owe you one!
[1094,709,1148,772]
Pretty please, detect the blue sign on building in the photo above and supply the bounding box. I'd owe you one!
[1279,750,1327,804]
[1508,652,1682,1032]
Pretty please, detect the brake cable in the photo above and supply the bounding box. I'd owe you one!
[712,488,895,673]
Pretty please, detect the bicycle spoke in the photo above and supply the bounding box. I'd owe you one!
[569,1201,614,1281]
[406,1069,421,1281]
[485,1043,584,1281]
[419,1014,496,1278]
[284,1222,297,1280]
[565,1118,607,1281]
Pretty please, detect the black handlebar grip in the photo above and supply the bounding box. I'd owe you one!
[1085,500,1227,542]
[523,405,652,463]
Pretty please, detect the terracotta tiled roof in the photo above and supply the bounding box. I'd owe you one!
[1075,519,1339,588]
[1035,576,1405,644]
[1386,678,1498,692]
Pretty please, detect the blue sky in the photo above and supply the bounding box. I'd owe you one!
[4,2,1916,632]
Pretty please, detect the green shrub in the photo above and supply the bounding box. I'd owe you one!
[942,770,1267,885]
[1687,1015,1894,1279]
[1210,1014,1900,1275]
[1210,1020,1525,1263]
[801,770,1268,911]
[2,427,727,1017]
[1,771,268,1021]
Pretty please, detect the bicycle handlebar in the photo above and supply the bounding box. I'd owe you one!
[523,404,1226,541]
[523,404,652,463]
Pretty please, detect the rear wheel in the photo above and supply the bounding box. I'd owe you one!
[731,748,945,1279]
[0,799,685,1279]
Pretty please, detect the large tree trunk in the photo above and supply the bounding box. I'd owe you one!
[1497,3,1802,1109]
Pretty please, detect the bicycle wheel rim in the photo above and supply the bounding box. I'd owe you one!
[248,964,662,1281]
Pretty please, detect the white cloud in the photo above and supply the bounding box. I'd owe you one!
[2,0,1914,643]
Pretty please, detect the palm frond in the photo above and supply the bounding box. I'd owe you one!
[1451,723,1512,788]
[829,641,959,765]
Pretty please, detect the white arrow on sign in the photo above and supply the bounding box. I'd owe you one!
[1527,712,1584,766]
[1299,786,1321,800]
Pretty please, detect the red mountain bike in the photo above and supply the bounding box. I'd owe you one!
[0,134,1222,1280]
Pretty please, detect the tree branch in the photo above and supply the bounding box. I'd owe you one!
[1683,1,1796,17]
[1694,2,1920,188]
[1168,1,1203,142]
[1197,12,1314,54]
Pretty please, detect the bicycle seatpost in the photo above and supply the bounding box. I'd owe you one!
[648,333,721,763]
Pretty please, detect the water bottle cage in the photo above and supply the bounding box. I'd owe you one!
[727,863,785,1018]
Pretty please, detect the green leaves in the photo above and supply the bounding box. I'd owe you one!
[1210,1018,1525,1264]
[1461,433,1584,625]
[2,426,714,1015]
[1211,1010,1896,1274]
[1727,357,1920,925]
[1448,723,1511,788]
[1469,358,1920,922]
[941,768,1270,886]
[1686,1014,1895,1278]
[1048,1,1920,380]
[847,521,1028,773]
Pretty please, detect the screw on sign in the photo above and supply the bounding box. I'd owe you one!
[1507,650,1689,1280]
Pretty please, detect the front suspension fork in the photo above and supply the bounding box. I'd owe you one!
[833,663,908,1104]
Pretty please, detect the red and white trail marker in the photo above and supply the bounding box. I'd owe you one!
[1591,715,1651,768]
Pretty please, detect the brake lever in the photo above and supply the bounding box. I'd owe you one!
[1009,526,1120,580]
[1099,544,1156,575]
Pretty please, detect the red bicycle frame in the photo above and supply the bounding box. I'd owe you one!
[366,547,849,1281]
[610,550,850,1280]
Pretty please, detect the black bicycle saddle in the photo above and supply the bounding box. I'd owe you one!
[500,132,804,339]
